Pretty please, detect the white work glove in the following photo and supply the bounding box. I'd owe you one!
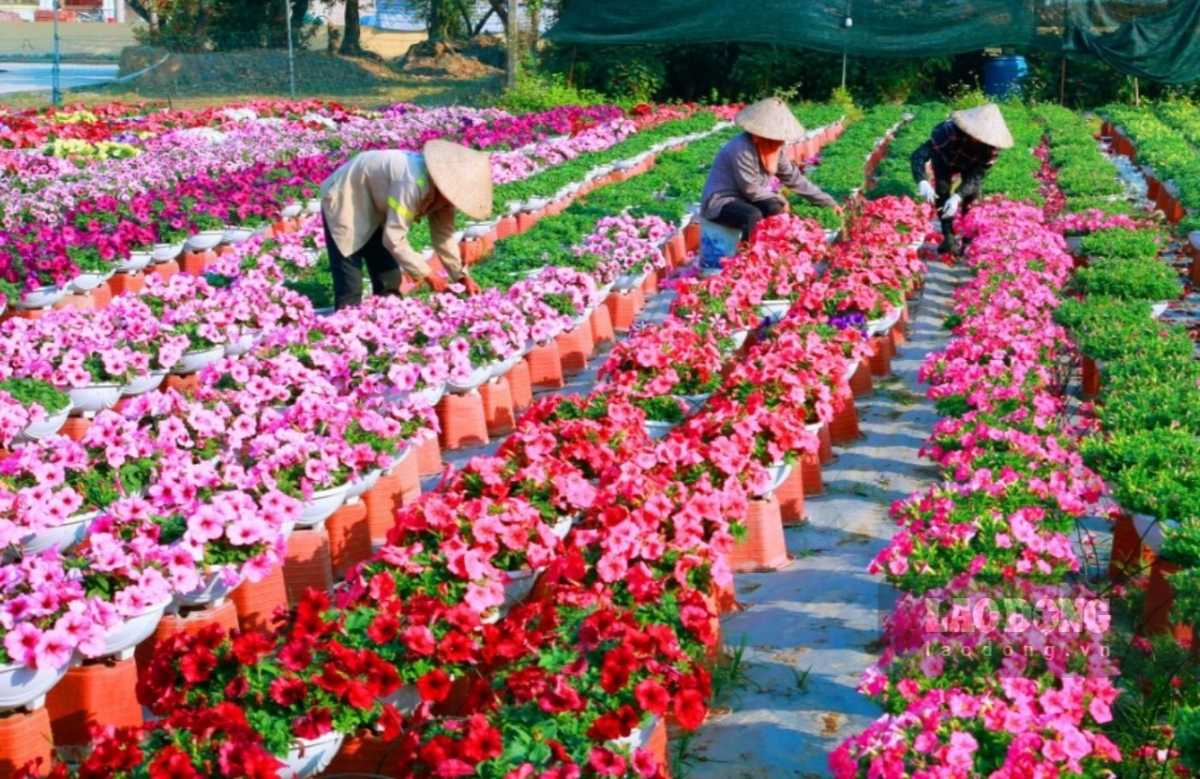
[941,193,962,219]
[918,180,937,203]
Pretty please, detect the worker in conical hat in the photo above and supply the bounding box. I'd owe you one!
[911,103,1014,255]
[320,139,489,310]
[701,97,842,243]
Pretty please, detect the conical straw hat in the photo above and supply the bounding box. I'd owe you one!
[735,97,806,142]
[423,139,493,221]
[950,103,1014,149]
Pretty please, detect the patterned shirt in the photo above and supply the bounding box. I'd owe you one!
[910,120,1000,204]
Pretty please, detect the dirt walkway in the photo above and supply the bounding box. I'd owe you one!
[682,257,966,779]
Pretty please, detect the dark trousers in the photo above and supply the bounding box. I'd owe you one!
[711,198,786,242]
[929,156,977,244]
[324,215,404,311]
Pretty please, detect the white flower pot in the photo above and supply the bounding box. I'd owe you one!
[298,484,349,528]
[173,569,243,608]
[612,716,659,751]
[95,598,171,660]
[223,332,259,357]
[171,346,224,375]
[446,363,493,394]
[1151,301,1169,319]
[844,358,861,378]
[151,242,183,262]
[68,384,123,414]
[643,420,678,441]
[221,227,255,245]
[116,250,154,273]
[1132,512,1179,554]
[500,569,540,611]
[66,269,115,294]
[184,230,225,253]
[673,393,711,413]
[121,370,167,397]
[728,330,749,352]
[20,509,96,556]
[463,222,494,240]
[280,204,303,219]
[380,684,422,715]
[758,462,793,499]
[551,515,575,541]
[613,271,648,292]
[413,382,446,408]
[12,401,73,443]
[304,198,322,215]
[0,661,70,713]
[758,299,792,320]
[867,317,889,336]
[278,730,345,779]
[13,285,66,311]
[524,197,549,211]
[489,353,523,381]
[344,469,382,501]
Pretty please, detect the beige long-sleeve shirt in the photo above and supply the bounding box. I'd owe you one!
[700,132,838,220]
[319,150,465,282]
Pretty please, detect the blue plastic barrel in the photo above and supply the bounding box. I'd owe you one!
[983,55,1028,99]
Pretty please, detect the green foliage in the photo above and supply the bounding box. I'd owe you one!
[496,70,609,115]
[0,378,70,414]
[634,395,685,424]
[1072,258,1181,302]
[1078,227,1167,262]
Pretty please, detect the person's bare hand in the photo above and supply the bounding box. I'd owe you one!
[833,204,845,218]
[424,272,449,293]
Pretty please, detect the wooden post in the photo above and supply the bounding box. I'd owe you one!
[1134,77,1141,107]
[506,0,520,89]
[1059,57,1066,106]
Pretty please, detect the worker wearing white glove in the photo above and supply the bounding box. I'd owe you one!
[941,193,962,219]
[910,104,1013,256]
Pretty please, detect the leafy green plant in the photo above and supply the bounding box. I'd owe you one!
[0,378,70,414]
[1079,227,1167,262]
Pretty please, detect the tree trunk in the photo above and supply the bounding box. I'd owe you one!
[340,0,365,55]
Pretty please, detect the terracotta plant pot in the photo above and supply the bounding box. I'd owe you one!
[283,526,334,605]
[555,324,592,377]
[479,377,516,438]
[868,335,892,378]
[526,342,565,389]
[416,434,443,477]
[849,361,874,398]
[46,657,142,747]
[683,222,701,253]
[0,707,53,778]
[771,461,807,528]
[363,467,404,545]
[59,416,93,443]
[729,496,791,573]
[111,270,148,297]
[1108,512,1143,581]
[605,288,645,332]
[800,450,824,497]
[91,282,112,310]
[506,358,534,411]
[136,600,239,676]
[436,392,489,450]
[817,423,834,465]
[495,214,517,240]
[327,501,372,579]
[164,372,200,395]
[180,251,214,276]
[1081,356,1100,399]
[641,270,659,298]
[1144,558,1182,636]
[319,729,402,777]
[589,305,616,352]
[828,390,863,445]
[395,450,421,503]
[230,563,288,633]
